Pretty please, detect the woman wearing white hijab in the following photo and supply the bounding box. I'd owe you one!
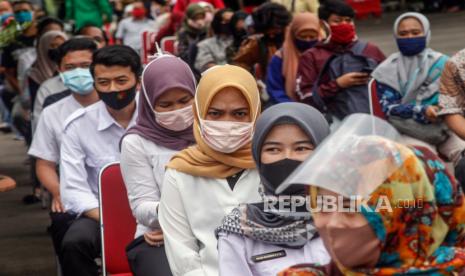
[372,12,465,165]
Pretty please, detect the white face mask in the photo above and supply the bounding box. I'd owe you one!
[154,105,194,131]
[199,118,254,153]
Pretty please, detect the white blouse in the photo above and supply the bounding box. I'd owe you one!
[120,134,177,238]
[159,168,261,276]
[218,233,330,276]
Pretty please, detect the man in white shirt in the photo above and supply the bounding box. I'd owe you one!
[28,38,100,263]
[115,1,155,54]
[59,45,141,276]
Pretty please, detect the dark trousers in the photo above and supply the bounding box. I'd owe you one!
[56,216,101,276]
[126,236,172,276]
[49,212,76,267]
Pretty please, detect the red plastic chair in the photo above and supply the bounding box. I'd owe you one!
[368,78,386,120]
[161,36,177,55]
[346,0,382,19]
[99,162,136,276]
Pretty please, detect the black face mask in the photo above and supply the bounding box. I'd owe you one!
[219,23,232,35]
[97,84,137,110]
[260,158,306,196]
[264,32,285,47]
[48,48,59,62]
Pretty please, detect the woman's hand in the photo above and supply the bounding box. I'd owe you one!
[144,230,164,247]
[426,105,440,122]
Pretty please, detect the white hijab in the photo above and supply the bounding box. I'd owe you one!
[372,12,443,104]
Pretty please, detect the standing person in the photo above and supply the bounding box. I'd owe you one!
[59,45,140,276]
[297,0,385,129]
[276,131,465,275]
[233,2,291,79]
[115,1,155,54]
[65,0,113,31]
[195,8,234,73]
[120,54,197,276]
[372,12,465,165]
[176,3,208,66]
[27,30,68,106]
[217,103,331,276]
[266,12,322,104]
[28,38,100,268]
[158,65,262,276]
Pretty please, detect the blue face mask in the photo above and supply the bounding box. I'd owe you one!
[294,38,318,52]
[14,11,33,24]
[60,68,94,95]
[396,36,427,56]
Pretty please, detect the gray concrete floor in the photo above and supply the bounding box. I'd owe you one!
[0,10,464,276]
[0,133,55,276]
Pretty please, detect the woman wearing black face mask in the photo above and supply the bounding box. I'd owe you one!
[216,102,331,276]
[232,2,291,81]
[194,8,234,73]
[266,12,322,104]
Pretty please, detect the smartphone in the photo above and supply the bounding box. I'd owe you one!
[361,67,373,74]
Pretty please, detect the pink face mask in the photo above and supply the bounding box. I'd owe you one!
[154,105,194,131]
[318,224,381,270]
[198,118,254,153]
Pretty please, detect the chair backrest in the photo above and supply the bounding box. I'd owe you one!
[161,36,177,55]
[368,78,386,120]
[99,162,136,275]
[141,31,158,64]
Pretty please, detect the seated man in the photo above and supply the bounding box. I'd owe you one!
[297,0,385,129]
[59,45,141,276]
[27,38,100,264]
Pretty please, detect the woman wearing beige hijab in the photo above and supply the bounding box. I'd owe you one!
[158,64,262,276]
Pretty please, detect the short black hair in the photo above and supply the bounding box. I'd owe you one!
[211,8,233,35]
[90,45,142,78]
[12,0,33,9]
[37,17,64,35]
[75,24,109,44]
[55,38,98,65]
[252,3,291,34]
[318,0,355,21]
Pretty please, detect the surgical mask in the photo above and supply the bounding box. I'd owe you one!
[199,119,254,153]
[154,105,194,131]
[205,12,214,23]
[260,158,305,195]
[97,84,137,110]
[396,36,426,56]
[60,68,94,95]
[318,223,380,269]
[14,11,32,24]
[330,23,356,45]
[294,38,318,52]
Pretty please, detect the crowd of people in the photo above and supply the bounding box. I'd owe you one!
[1,0,465,275]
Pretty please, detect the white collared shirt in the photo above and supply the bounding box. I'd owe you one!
[32,75,67,132]
[60,100,137,215]
[120,134,178,238]
[158,168,261,276]
[28,95,83,163]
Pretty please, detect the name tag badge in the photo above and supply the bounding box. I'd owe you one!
[251,250,287,263]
